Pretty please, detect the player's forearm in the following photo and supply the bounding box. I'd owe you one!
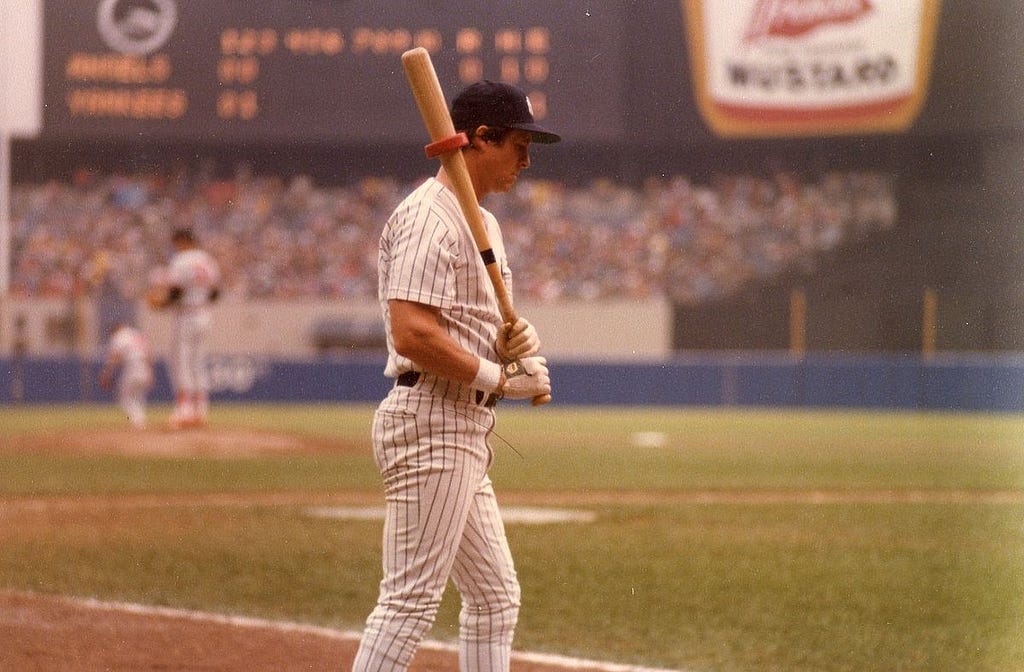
[389,299,486,384]
[399,337,483,385]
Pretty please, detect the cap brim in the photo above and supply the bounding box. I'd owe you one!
[513,122,561,144]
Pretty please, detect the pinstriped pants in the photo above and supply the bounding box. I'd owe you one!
[352,386,521,672]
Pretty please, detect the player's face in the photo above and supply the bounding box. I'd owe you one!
[479,129,532,195]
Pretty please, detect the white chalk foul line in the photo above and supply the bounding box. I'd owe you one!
[307,505,598,525]
[51,593,683,672]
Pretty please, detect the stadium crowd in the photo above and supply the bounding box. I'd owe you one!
[10,165,895,305]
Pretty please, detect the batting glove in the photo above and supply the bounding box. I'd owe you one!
[500,356,550,400]
[496,317,542,361]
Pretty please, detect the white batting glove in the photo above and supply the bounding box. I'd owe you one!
[496,317,542,361]
[500,356,551,400]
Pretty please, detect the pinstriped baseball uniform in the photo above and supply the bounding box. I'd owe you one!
[352,176,519,672]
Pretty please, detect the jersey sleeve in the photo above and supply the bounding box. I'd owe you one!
[381,205,460,310]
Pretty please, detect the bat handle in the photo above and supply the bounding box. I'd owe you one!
[531,393,552,407]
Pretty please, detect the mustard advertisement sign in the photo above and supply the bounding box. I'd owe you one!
[682,0,942,137]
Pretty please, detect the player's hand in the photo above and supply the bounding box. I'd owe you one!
[496,317,541,361]
[500,356,550,400]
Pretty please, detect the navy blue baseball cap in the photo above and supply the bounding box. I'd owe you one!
[451,80,561,144]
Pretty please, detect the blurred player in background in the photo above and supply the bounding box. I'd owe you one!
[99,322,153,429]
[352,81,558,672]
[149,228,222,429]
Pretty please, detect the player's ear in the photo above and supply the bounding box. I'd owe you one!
[467,125,490,150]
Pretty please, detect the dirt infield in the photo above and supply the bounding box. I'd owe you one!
[2,590,373,672]
[3,590,639,672]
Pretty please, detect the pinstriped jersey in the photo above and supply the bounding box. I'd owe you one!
[379,177,511,379]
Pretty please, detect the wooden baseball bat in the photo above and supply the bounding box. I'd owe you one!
[401,47,550,406]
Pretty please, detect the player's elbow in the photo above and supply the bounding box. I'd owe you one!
[391,324,431,361]
[388,300,443,361]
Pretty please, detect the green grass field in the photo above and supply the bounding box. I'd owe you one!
[2,404,1023,671]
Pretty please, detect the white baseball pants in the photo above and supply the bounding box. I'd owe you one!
[171,310,211,395]
[353,385,520,672]
[118,362,152,429]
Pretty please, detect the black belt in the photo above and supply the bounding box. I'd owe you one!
[396,371,421,388]
[396,371,499,407]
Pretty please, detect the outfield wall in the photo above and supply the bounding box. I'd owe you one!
[0,297,672,360]
[2,353,1022,412]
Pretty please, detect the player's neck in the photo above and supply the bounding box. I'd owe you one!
[436,165,486,201]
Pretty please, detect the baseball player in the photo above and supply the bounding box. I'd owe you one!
[99,322,153,429]
[352,81,559,672]
[160,228,221,429]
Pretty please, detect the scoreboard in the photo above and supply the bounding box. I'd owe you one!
[42,0,627,144]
